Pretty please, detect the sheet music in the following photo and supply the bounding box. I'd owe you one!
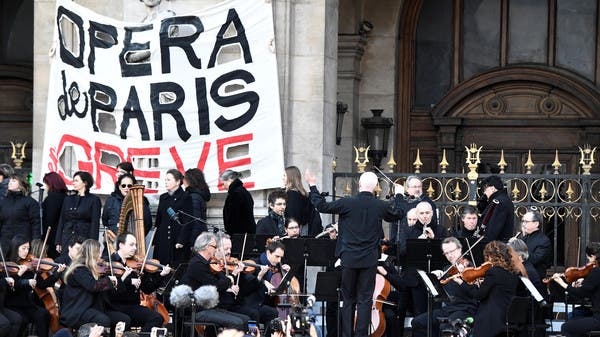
[417,269,439,297]
[520,276,544,303]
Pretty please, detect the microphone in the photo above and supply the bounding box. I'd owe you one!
[194,285,219,309]
[169,284,193,308]
[35,182,44,188]
[320,192,329,197]
[305,294,316,308]
[166,207,183,225]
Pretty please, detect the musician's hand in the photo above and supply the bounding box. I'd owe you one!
[17,265,27,277]
[377,266,388,276]
[573,278,584,288]
[281,264,290,273]
[431,270,443,279]
[131,278,141,289]
[304,169,317,186]
[232,262,244,276]
[160,265,172,276]
[56,264,67,273]
[394,183,405,195]
[453,277,463,285]
[227,285,240,296]
[89,325,105,337]
[4,277,14,288]
[264,281,275,294]
[108,276,118,287]
[56,245,61,253]
[122,266,133,281]
[28,279,36,288]
[258,265,269,280]
[175,243,184,249]
[423,227,434,239]
[272,236,281,242]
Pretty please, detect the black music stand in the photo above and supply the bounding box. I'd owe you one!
[306,239,337,268]
[230,235,272,257]
[315,271,341,337]
[405,239,445,272]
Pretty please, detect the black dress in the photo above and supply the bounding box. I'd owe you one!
[42,191,66,258]
[154,186,193,266]
[55,192,101,250]
[222,179,255,234]
[0,191,41,252]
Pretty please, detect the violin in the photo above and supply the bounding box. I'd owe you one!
[439,258,471,285]
[97,260,126,277]
[18,255,62,273]
[125,255,172,274]
[442,262,492,285]
[543,261,598,284]
[209,257,268,274]
[0,261,20,276]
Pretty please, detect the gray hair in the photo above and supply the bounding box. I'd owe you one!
[507,238,529,260]
[194,232,216,252]
[525,210,543,225]
[406,176,422,188]
[442,236,462,250]
[0,164,14,178]
[219,169,242,182]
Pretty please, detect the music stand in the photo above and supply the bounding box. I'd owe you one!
[230,235,272,258]
[315,271,341,337]
[405,239,445,272]
[417,269,440,337]
[306,239,337,267]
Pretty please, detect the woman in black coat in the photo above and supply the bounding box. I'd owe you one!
[0,175,40,253]
[55,171,101,256]
[457,241,520,337]
[220,170,255,234]
[154,169,193,267]
[42,172,68,259]
[283,166,318,236]
[183,168,211,243]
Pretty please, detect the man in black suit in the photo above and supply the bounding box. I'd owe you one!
[477,175,514,242]
[521,209,551,279]
[306,170,405,337]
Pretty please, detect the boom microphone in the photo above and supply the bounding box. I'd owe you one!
[35,182,44,188]
[166,207,183,225]
[194,285,219,309]
[169,284,193,308]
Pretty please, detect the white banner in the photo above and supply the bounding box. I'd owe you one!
[41,0,284,195]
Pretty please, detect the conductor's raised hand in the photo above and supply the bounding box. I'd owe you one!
[304,169,317,186]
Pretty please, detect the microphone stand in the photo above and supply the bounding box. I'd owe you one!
[178,210,220,233]
[190,295,197,337]
[31,186,45,237]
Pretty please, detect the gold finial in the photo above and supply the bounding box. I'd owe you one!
[464,143,482,181]
[387,147,397,173]
[511,181,520,201]
[453,181,462,199]
[498,149,507,174]
[578,144,597,175]
[9,141,27,169]
[413,149,423,174]
[344,179,352,196]
[552,149,561,174]
[539,182,548,201]
[566,181,575,202]
[353,145,370,173]
[525,150,534,174]
[374,181,382,197]
[439,149,449,173]
[426,181,435,199]
[332,157,337,173]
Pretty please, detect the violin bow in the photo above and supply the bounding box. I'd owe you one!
[440,235,485,277]
[36,227,52,272]
[464,237,478,268]
[217,233,229,277]
[236,233,247,288]
[140,225,159,275]
[0,244,13,291]
[104,227,115,279]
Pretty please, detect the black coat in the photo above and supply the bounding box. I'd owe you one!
[462,266,519,337]
[223,179,256,234]
[390,194,437,242]
[60,266,114,328]
[0,191,41,251]
[55,193,101,249]
[5,270,59,308]
[101,192,152,234]
[106,253,164,306]
[256,211,284,236]
[285,189,310,227]
[43,191,66,258]
[479,189,514,242]
[154,186,193,266]
[566,267,600,319]
[182,187,210,244]
[309,186,405,268]
[523,230,551,279]
[180,252,237,309]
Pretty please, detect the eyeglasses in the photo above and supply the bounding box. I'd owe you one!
[443,247,459,256]
[120,184,133,188]
[208,244,218,249]
[521,219,536,223]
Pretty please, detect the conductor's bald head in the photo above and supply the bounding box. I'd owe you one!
[359,172,378,192]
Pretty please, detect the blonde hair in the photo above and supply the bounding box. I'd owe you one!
[64,239,101,284]
[284,166,307,197]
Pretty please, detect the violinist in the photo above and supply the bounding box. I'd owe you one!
[455,241,520,337]
[549,242,600,337]
[106,232,171,334]
[520,209,551,280]
[180,232,250,331]
[411,237,477,337]
[5,235,65,337]
[60,239,129,333]
[0,256,22,337]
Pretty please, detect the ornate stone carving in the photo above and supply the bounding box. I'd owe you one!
[537,95,562,117]
[483,94,506,116]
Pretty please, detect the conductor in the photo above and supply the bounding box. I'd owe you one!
[305,170,405,337]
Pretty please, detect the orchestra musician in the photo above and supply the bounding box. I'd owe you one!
[180,232,250,331]
[305,170,405,337]
[455,241,520,337]
[55,171,101,256]
[453,206,478,240]
[256,190,287,236]
[0,271,21,337]
[5,235,65,337]
[476,176,514,242]
[389,176,437,243]
[106,232,171,334]
[411,237,477,337]
[283,218,301,239]
[550,242,600,337]
[520,208,551,280]
[60,239,129,332]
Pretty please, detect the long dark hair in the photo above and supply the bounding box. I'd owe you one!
[43,172,68,193]
[7,234,29,262]
[185,168,208,190]
[112,173,137,195]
